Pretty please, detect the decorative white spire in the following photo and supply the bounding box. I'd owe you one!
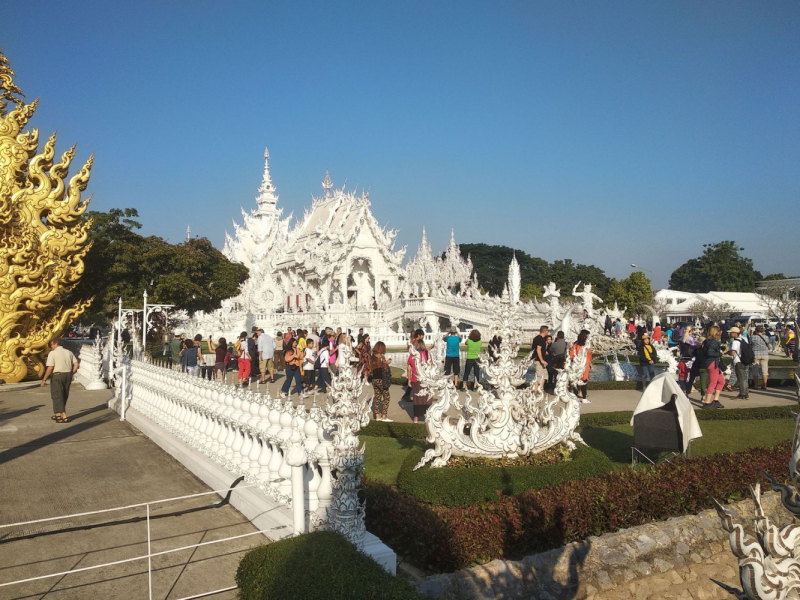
[256,146,279,211]
[186,224,191,241]
[508,251,521,305]
[322,171,333,198]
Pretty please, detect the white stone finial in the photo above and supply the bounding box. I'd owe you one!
[256,146,279,210]
[508,251,520,305]
[322,171,333,197]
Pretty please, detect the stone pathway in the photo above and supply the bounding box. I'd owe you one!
[0,385,264,599]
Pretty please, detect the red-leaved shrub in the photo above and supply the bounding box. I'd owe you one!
[363,441,791,573]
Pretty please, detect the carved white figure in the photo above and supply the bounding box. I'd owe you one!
[713,411,800,599]
[572,282,603,319]
[413,257,587,469]
[543,282,562,329]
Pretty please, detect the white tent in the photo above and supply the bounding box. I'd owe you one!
[630,373,703,451]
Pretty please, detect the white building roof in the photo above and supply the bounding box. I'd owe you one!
[654,289,769,317]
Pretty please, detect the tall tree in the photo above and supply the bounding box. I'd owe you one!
[66,208,249,322]
[604,272,652,318]
[668,241,762,293]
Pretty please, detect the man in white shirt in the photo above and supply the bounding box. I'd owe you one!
[40,338,79,423]
[728,327,748,400]
[257,328,275,384]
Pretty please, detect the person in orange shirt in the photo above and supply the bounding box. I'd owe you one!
[568,329,593,403]
[652,322,662,343]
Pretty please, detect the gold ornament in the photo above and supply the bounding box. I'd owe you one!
[0,50,94,383]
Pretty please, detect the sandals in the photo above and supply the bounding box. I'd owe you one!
[54,416,69,423]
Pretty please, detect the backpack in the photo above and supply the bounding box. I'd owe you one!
[738,339,755,365]
[671,329,681,343]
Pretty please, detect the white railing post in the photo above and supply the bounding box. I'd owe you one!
[146,503,153,600]
[286,416,308,535]
[120,356,128,422]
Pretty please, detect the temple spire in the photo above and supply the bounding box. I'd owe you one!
[255,146,278,212]
[186,224,191,241]
[322,171,333,198]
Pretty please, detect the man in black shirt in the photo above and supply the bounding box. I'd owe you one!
[531,325,549,393]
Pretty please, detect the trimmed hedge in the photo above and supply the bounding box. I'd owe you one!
[364,441,791,572]
[580,405,798,429]
[395,445,615,507]
[236,531,426,600]
[586,380,638,390]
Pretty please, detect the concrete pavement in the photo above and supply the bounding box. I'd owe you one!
[0,385,263,600]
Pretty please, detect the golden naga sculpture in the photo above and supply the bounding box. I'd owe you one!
[0,50,94,383]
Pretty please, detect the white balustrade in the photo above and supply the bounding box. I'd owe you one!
[122,356,348,534]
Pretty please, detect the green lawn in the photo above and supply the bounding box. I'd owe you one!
[581,418,796,464]
[363,436,426,484]
[364,417,796,486]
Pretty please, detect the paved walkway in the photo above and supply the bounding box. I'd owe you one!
[0,385,263,600]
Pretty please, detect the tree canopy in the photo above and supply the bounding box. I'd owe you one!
[604,271,653,318]
[668,241,762,293]
[67,208,249,322]
[458,243,612,298]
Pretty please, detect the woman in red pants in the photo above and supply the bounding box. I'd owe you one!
[699,325,725,409]
[236,331,251,384]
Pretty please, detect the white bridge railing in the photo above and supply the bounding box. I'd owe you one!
[108,349,395,572]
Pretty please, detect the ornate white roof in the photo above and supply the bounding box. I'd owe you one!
[274,174,405,278]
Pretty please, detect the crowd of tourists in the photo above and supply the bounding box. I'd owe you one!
[626,318,797,410]
[166,325,448,423]
[530,325,593,402]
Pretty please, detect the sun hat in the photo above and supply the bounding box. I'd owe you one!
[729,327,741,334]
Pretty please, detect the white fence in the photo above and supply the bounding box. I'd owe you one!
[108,350,395,572]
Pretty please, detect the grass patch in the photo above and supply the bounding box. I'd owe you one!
[395,445,616,507]
[363,436,426,485]
[581,418,796,465]
[363,414,797,502]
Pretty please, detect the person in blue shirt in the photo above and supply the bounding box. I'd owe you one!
[443,326,462,388]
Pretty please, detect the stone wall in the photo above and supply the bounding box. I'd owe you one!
[417,491,792,600]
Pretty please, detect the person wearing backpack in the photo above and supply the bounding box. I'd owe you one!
[728,327,752,400]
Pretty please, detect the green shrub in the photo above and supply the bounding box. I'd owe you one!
[395,445,615,507]
[364,441,792,572]
[236,531,425,600]
[585,380,638,390]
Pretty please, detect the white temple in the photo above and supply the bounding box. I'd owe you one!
[187,147,632,351]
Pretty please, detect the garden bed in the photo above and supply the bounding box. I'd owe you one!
[362,406,798,573]
[363,441,791,572]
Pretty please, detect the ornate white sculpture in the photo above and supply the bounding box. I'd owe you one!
[572,282,603,319]
[713,411,800,599]
[414,257,587,469]
[318,346,371,548]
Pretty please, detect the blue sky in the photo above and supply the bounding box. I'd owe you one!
[4,1,798,287]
